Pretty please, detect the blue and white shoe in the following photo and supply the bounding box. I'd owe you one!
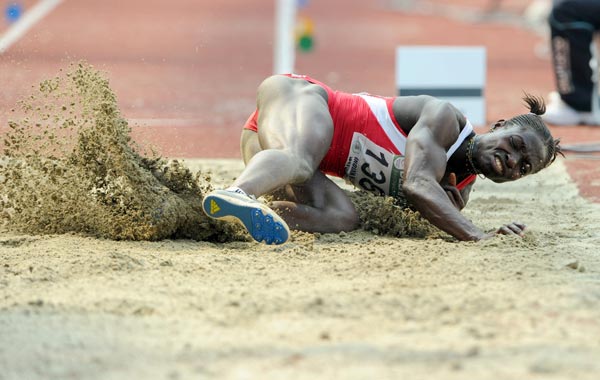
[202,189,290,245]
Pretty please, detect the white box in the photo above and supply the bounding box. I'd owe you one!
[396,46,487,126]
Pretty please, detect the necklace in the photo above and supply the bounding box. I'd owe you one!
[466,135,481,175]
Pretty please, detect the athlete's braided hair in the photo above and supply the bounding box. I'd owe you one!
[504,93,563,167]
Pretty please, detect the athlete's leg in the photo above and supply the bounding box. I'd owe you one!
[232,75,334,197]
[239,125,359,233]
[271,171,360,233]
[203,76,336,244]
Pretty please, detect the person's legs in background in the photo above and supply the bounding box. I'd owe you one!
[544,0,600,125]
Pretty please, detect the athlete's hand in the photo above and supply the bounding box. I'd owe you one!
[442,173,465,210]
[475,222,527,241]
[496,222,526,237]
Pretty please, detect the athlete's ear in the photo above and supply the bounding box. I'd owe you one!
[491,119,506,131]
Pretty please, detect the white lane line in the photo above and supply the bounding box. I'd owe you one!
[0,0,64,54]
[561,143,600,153]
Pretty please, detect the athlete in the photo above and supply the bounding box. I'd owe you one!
[202,74,562,245]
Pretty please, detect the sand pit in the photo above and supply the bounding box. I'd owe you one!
[2,66,600,379]
[1,158,600,380]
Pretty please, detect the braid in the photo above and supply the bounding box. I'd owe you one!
[506,93,563,166]
[523,93,546,115]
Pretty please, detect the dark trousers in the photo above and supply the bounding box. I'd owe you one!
[550,0,600,111]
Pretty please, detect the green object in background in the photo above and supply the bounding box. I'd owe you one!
[298,34,313,52]
[295,16,314,53]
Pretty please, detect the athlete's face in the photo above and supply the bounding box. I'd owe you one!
[473,122,548,183]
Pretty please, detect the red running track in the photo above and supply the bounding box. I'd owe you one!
[1,0,599,201]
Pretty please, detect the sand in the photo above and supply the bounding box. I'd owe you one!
[1,158,600,380]
[2,65,600,379]
[0,64,246,242]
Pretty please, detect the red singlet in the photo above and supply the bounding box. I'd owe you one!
[243,74,476,194]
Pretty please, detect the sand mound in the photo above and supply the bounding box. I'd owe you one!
[349,190,437,238]
[0,63,242,242]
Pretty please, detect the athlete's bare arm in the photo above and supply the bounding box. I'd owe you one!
[395,96,474,211]
[440,173,469,210]
[401,99,486,240]
[401,98,524,241]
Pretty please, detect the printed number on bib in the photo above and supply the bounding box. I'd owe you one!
[344,133,404,197]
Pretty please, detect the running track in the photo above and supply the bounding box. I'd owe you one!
[1,0,600,201]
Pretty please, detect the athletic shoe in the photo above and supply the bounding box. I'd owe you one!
[542,92,600,126]
[202,189,290,245]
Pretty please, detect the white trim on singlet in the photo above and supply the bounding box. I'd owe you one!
[355,93,407,154]
[356,92,473,161]
[446,119,474,160]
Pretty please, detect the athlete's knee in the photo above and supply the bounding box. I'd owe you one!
[320,196,360,232]
[290,158,315,184]
[334,207,360,232]
[257,75,288,100]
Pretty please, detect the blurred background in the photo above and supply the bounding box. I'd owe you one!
[0,0,557,158]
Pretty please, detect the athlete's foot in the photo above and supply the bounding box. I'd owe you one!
[202,189,290,245]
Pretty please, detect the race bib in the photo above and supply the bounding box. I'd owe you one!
[344,133,404,197]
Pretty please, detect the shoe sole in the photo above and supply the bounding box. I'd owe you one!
[202,191,290,245]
